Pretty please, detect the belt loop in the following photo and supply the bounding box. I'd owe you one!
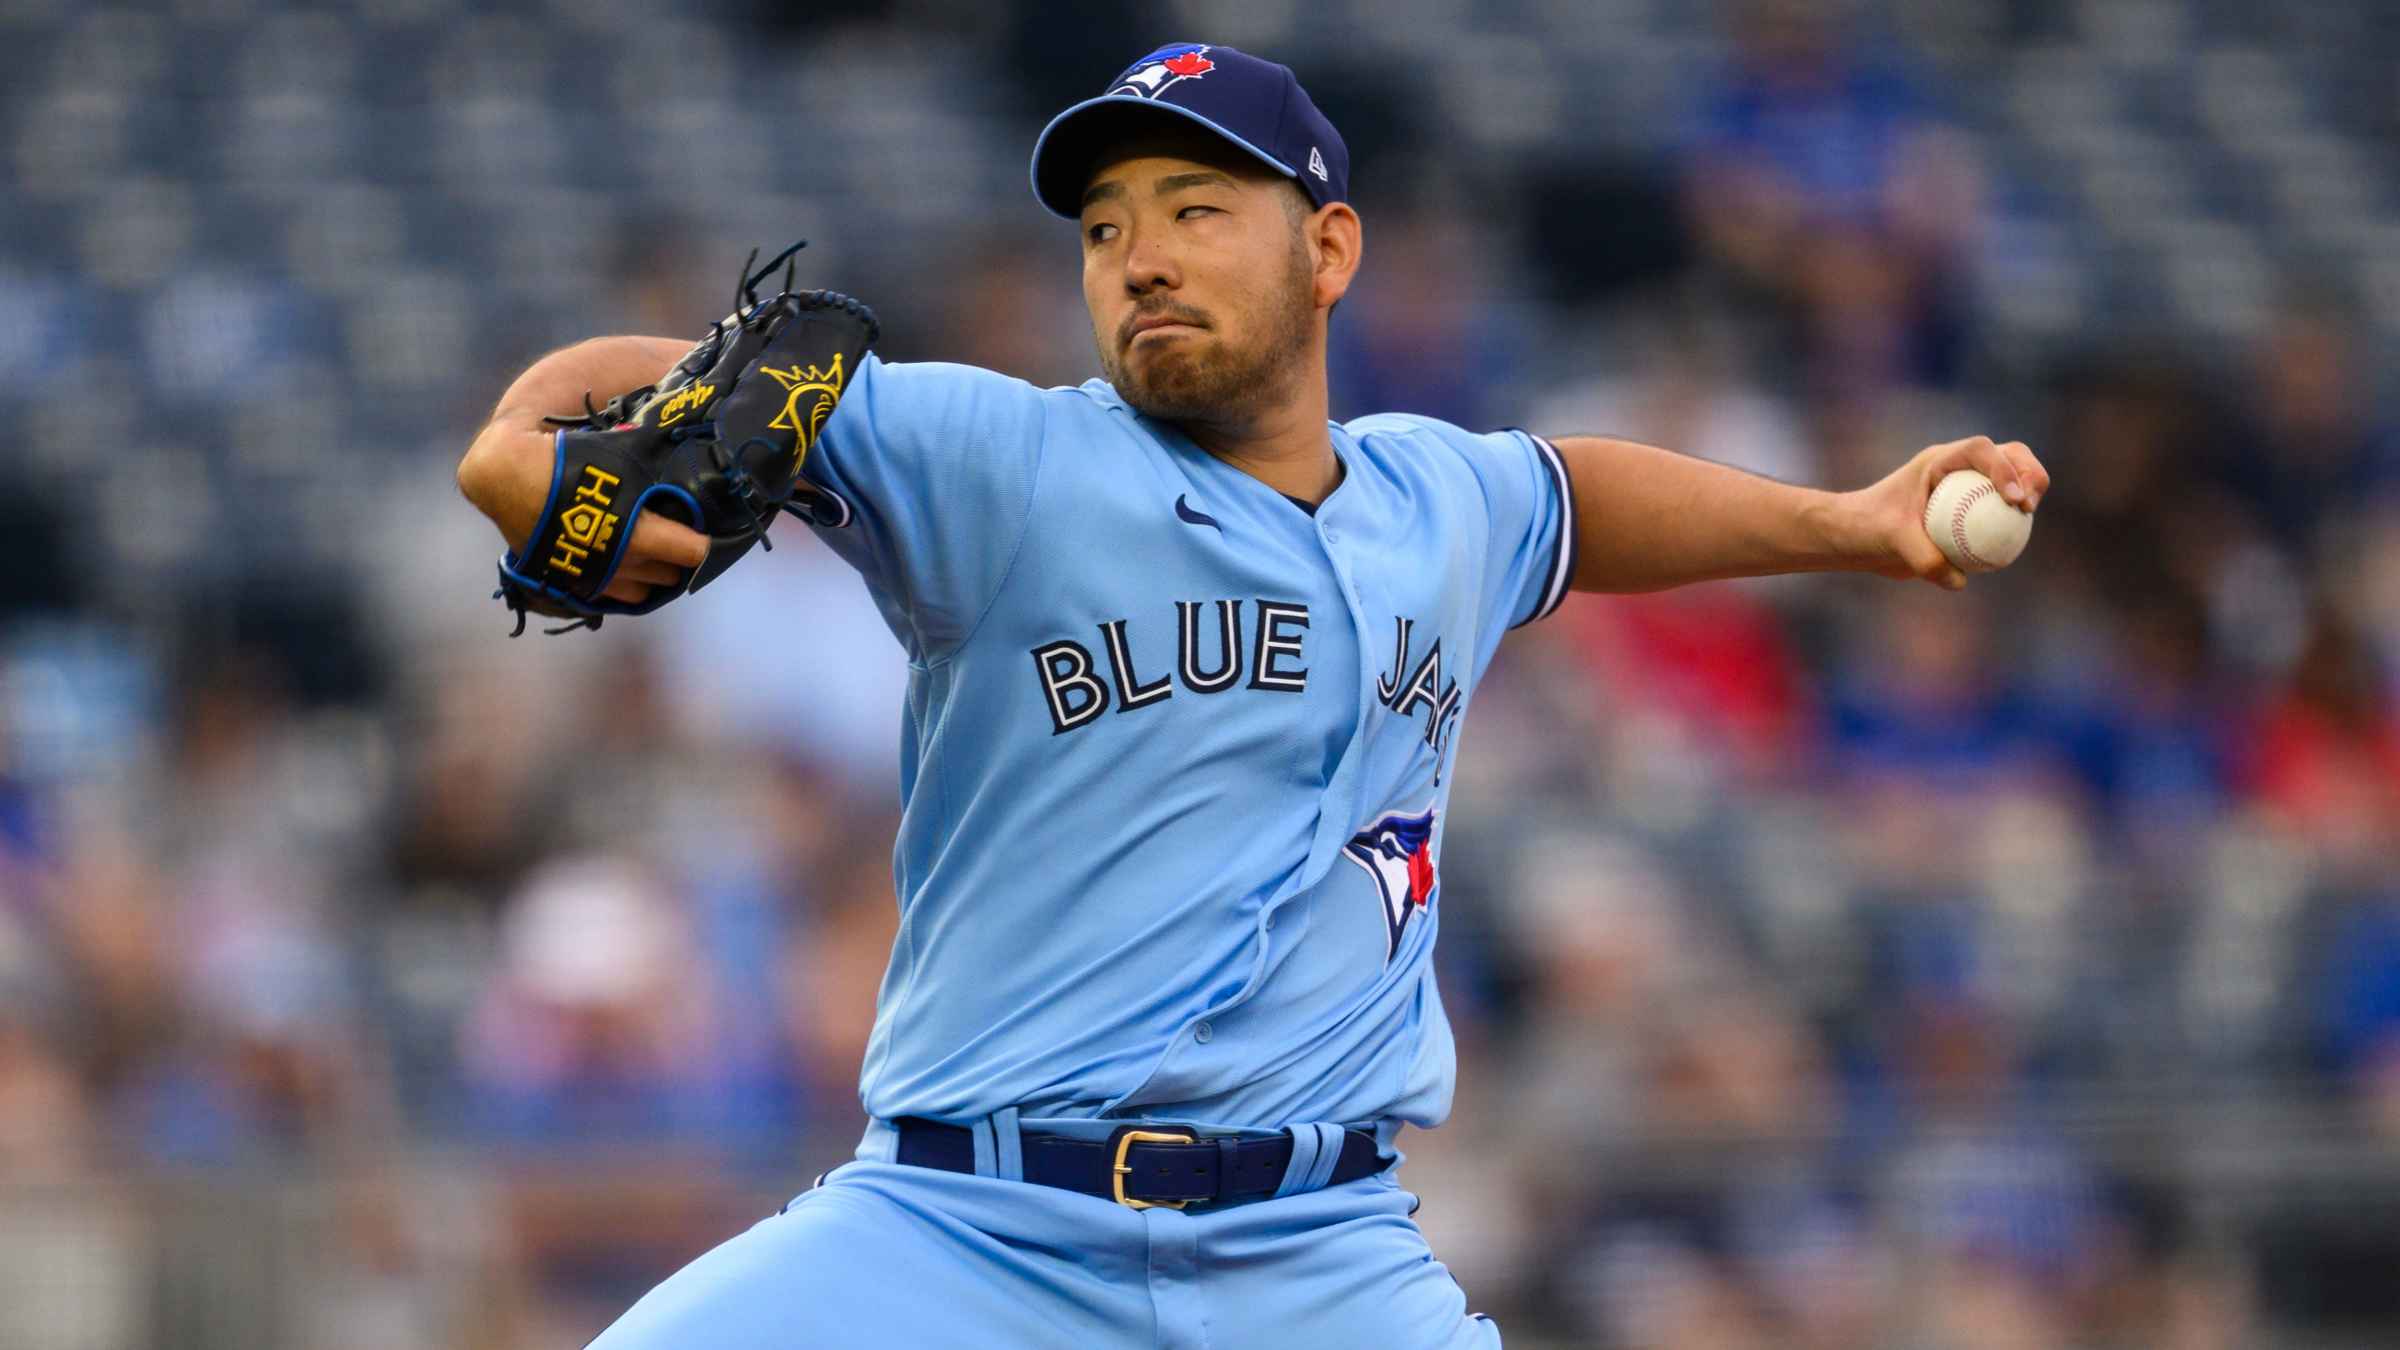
[1300,1123,1345,1192]
[991,1106,1024,1182]
[1271,1123,1339,1199]
[969,1116,999,1178]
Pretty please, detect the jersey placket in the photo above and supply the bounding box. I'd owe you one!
[1191,432,1385,1014]
[1103,426,1378,1108]
[1290,429,1392,890]
[1191,425,1379,941]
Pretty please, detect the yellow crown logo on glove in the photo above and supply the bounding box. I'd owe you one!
[759,353,849,459]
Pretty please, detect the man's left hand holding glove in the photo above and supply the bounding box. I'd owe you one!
[457,247,878,634]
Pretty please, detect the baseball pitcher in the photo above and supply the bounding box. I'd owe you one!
[456,42,2049,1349]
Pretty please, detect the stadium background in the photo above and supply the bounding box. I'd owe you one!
[6,0,2400,1345]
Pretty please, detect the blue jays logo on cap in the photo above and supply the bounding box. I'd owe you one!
[1029,42,1350,219]
[1110,44,1218,99]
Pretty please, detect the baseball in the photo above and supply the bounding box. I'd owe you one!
[1923,469,2032,572]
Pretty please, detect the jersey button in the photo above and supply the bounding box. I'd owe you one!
[1194,1021,1213,1043]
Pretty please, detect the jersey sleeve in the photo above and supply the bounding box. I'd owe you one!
[1483,427,1577,631]
[798,354,1046,660]
[1394,419,1572,642]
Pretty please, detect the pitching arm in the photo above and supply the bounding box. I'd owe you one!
[1546,433,2049,594]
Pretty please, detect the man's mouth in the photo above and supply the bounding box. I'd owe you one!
[1125,312,1208,346]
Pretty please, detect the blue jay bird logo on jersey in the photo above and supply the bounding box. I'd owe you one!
[1342,808,1438,963]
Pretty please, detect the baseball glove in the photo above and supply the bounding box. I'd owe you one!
[494,241,879,634]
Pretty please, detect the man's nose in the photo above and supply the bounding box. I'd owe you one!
[1121,228,1180,293]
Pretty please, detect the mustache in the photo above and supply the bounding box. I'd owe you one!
[1119,302,1212,348]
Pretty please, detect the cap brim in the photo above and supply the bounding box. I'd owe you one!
[1029,95,1298,219]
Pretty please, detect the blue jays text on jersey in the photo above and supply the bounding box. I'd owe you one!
[794,353,1575,1135]
[1030,603,1467,761]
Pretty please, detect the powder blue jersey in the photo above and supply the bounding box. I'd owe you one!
[797,353,1575,1133]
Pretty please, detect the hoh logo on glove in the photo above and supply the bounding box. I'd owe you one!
[548,466,623,576]
[760,353,850,462]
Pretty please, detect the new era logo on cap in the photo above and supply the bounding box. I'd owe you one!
[1029,42,1350,219]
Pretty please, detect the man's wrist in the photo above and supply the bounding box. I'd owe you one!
[1796,489,1882,573]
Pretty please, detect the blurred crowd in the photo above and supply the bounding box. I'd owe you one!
[9,0,2400,1346]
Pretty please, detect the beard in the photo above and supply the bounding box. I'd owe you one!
[1098,237,1315,428]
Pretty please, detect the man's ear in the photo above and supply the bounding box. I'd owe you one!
[1309,203,1362,310]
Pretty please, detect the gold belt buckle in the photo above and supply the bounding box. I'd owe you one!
[1111,1127,1200,1210]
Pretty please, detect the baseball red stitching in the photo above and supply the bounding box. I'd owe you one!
[1948,481,1993,568]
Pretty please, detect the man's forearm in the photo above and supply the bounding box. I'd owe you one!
[1551,435,1861,594]
[485,335,696,429]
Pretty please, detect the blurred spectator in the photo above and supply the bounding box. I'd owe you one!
[0,916,88,1177]
[777,839,900,1140]
[933,229,1098,390]
[2235,605,2400,867]
[1821,586,2042,786]
[2216,285,2400,558]
[460,856,746,1148]
[1551,586,1816,778]
[2322,882,2400,1138]
[1681,0,1982,394]
[2349,504,2400,705]
[1530,294,1818,487]
[1328,207,1515,428]
[1515,302,1823,777]
[111,913,377,1164]
[383,671,553,903]
[651,535,912,793]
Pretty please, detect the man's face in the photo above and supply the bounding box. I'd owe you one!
[1078,137,1319,426]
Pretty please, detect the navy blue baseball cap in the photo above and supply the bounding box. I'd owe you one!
[1030,43,1350,219]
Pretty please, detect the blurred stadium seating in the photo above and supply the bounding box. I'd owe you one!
[6,0,2400,1345]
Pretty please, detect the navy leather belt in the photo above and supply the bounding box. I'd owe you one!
[892,1117,1385,1211]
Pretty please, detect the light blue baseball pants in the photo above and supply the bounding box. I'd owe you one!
[587,1113,1504,1349]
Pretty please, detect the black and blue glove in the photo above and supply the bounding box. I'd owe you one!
[494,243,878,635]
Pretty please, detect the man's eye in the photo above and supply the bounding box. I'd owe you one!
[1178,205,1216,220]
[1087,222,1118,243]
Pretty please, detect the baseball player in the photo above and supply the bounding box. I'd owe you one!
[456,42,2049,1349]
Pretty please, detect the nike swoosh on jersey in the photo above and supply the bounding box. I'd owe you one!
[1175,494,1223,532]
